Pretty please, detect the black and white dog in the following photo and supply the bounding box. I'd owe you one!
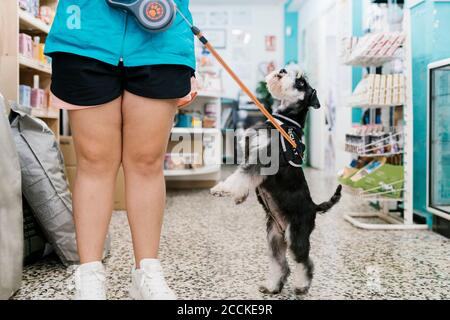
[211,66,342,295]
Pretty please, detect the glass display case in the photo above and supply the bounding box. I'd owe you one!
[428,59,450,221]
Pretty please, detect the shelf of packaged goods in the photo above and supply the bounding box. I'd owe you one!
[18,9,51,34]
[164,165,221,177]
[346,103,404,109]
[19,56,52,75]
[171,128,220,134]
[31,107,59,120]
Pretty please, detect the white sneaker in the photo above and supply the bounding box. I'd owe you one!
[130,259,177,300]
[74,261,107,300]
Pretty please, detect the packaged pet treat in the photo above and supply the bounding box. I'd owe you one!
[19,33,33,59]
[19,85,32,107]
[39,6,55,25]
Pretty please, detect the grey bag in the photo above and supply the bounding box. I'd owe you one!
[9,105,79,266]
[0,96,23,300]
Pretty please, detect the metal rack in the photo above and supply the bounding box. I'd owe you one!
[341,7,426,230]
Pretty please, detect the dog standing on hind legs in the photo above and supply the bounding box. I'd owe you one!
[211,65,342,295]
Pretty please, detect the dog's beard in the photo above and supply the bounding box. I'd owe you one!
[266,71,305,105]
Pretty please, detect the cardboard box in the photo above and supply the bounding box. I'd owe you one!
[60,136,77,166]
[65,166,77,192]
[114,167,126,211]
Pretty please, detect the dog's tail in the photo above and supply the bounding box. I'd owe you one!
[316,185,342,214]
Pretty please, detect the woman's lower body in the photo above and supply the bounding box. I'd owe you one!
[50,52,196,300]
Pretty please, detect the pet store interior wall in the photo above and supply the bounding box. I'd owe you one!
[289,0,354,172]
[409,0,450,228]
[190,0,285,99]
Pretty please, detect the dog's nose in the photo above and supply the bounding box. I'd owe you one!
[279,69,287,74]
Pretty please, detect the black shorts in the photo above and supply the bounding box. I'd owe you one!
[50,52,195,106]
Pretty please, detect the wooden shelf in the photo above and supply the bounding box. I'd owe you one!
[18,9,50,34]
[31,107,59,120]
[197,91,223,99]
[164,165,221,177]
[19,56,52,75]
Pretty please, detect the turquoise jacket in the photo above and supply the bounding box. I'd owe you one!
[45,0,195,69]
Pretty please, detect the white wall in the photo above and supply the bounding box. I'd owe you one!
[294,0,353,172]
[190,1,285,99]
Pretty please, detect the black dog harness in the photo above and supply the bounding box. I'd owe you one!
[257,113,306,234]
[267,113,305,168]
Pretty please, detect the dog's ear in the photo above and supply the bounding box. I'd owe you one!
[288,65,304,79]
[296,70,304,80]
[309,89,321,109]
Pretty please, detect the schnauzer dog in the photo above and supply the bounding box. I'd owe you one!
[211,65,342,295]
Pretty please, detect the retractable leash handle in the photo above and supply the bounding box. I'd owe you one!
[106,0,176,33]
[190,26,298,149]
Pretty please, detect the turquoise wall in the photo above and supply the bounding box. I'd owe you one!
[352,0,364,124]
[410,0,450,224]
[284,1,299,64]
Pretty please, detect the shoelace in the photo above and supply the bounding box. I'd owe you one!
[140,268,172,296]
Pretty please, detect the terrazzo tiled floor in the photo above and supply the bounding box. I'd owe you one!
[12,167,450,300]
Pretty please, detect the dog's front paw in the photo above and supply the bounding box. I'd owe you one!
[294,287,310,295]
[210,182,230,198]
[259,285,282,295]
[234,193,249,205]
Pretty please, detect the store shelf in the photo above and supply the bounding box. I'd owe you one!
[344,56,398,67]
[19,56,52,75]
[197,91,223,99]
[164,165,221,177]
[171,128,220,134]
[342,185,403,202]
[346,103,404,109]
[344,149,404,157]
[18,9,51,34]
[31,108,59,119]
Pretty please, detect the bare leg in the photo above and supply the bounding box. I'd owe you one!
[121,91,177,267]
[69,98,123,264]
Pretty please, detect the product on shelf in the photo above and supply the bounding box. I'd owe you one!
[341,32,405,66]
[203,102,218,128]
[19,33,50,66]
[338,158,372,185]
[165,138,204,170]
[352,162,405,199]
[351,158,387,183]
[19,0,56,26]
[30,75,46,109]
[19,33,33,59]
[345,125,403,156]
[32,36,45,62]
[348,73,406,107]
[39,5,56,25]
[19,85,32,107]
